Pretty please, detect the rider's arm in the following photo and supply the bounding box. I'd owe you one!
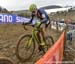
[37,10,44,20]
[29,13,35,23]
[24,12,35,25]
[45,20,50,28]
[41,16,50,29]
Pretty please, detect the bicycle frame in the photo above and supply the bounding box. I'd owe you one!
[32,27,46,45]
[23,22,46,48]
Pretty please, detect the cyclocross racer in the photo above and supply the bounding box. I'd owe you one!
[24,4,51,46]
[25,4,50,30]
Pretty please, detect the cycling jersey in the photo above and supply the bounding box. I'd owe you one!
[29,8,50,28]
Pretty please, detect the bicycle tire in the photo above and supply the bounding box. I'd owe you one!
[16,34,35,62]
[43,36,54,53]
[0,57,14,64]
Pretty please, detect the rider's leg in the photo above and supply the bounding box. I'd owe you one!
[37,32,43,51]
[37,31,41,43]
[39,28,46,46]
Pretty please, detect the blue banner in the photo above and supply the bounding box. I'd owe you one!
[0,13,30,24]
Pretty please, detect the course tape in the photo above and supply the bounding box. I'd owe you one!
[35,31,65,64]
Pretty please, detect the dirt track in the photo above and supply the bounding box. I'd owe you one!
[0,24,73,64]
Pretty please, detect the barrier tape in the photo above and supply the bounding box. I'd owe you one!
[35,31,65,64]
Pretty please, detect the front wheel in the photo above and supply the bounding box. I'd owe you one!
[16,34,35,62]
[43,36,54,53]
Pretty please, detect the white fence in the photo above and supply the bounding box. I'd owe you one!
[51,20,75,41]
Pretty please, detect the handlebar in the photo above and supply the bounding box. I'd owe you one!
[22,22,33,30]
[22,20,50,30]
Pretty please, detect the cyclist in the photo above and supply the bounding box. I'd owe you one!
[25,4,50,30]
[24,4,51,49]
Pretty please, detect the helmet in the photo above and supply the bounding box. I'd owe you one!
[29,4,37,12]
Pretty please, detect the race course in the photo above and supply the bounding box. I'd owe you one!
[0,24,60,64]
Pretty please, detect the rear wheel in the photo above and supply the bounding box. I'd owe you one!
[16,34,35,62]
[43,36,54,53]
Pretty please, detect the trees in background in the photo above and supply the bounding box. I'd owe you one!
[0,6,9,13]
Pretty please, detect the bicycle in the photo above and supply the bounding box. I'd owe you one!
[16,22,54,62]
[0,57,14,64]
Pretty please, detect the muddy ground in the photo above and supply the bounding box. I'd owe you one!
[0,24,75,64]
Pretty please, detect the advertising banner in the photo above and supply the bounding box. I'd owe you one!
[0,14,30,24]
